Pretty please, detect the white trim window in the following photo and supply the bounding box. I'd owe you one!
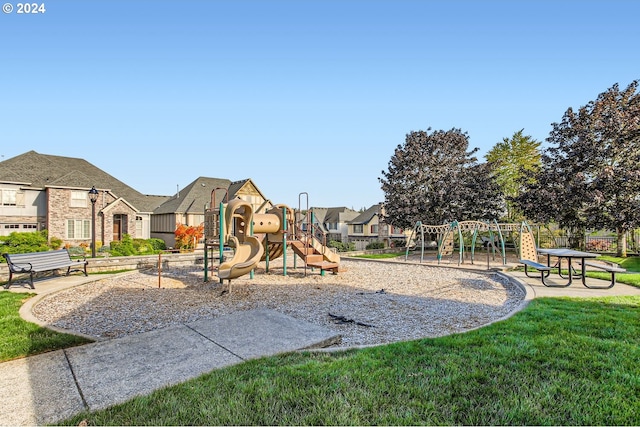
[353,224,363,233]
[70,191,88,208]
[1,189,17,206]
[67,219,91,239]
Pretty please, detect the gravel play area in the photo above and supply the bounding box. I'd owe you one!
[32,259,526,348]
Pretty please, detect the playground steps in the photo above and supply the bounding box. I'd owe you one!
[305,254,324,264]
[290,241,315,255]
[290,240,341,274]
[306,261,341,274]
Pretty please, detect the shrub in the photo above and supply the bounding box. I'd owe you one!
[67,246,86,257]
[175,224,204,250]
[391,239,406,248]
[366,241,385,250]
[132,238,153,254]
[328,240,356,252]
[104,236,166,256]
[586,238,613,252]
[148,238,166,251]
[110,234,136,256]
[0,231,50,258]
[49,236,63,249]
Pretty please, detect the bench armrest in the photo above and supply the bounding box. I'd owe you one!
[9,261,34,272]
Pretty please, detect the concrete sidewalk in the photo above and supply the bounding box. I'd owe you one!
[0,275,341,426]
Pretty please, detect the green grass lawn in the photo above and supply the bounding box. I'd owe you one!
[0,292,93,362]
[597,255,640,271]
[56,296,640,426]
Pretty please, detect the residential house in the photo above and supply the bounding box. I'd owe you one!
[0,151,168,249]
[0,152,278,250]
[152,177,272,247]
[348,204,408,250]
[302,207,360,242]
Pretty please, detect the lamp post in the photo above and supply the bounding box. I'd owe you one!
[88,186,99,258]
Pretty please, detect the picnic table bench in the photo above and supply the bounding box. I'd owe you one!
[580,261,626,289]
[518,221,625,289]
[3,249,88,289]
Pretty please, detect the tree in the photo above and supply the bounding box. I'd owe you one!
[485,129,542,222]
[515,81,640,255]
[379,128,503,229]
[175,223,204,250]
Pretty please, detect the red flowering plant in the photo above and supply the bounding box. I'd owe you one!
[174,223,204,251]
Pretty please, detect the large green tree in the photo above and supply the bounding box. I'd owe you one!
[379,128,503,229]
[485,129,542,222]
[516,80,640,256]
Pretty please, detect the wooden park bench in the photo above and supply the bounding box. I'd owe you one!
[3,249,88,289]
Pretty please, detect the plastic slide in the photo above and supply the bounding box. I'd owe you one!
[218,235,264,280]
[217,197,265,281]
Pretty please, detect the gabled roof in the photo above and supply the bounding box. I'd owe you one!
[350,204,381,225]
[308,207,328,223]
[0,151,167,212]
[323,207,360,224]
[228,179,268,201]
[153,177,232,215]
[307,207,361,223]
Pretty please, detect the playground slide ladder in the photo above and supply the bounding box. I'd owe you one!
[290,220,340,274]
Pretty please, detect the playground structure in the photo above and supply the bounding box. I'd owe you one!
[405,220,523,266]
[203,190,341,283]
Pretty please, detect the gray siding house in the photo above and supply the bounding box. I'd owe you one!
[151,177,272,248]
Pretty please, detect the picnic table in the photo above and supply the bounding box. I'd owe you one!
[536,248,624,289]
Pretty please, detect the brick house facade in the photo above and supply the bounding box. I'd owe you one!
[0,151,166,249]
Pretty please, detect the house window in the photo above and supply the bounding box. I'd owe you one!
[22,224,37,229]
[4,224,19,229]
[70,191,88,208]
[1,189,17,206]
[67,219,91,239]
[371,225,378,234]
[326,222,338,231]
[353,224,363,233]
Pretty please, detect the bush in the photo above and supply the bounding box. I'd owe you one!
[49,236,63,249]
[366,241,385,250]
[148,238,166,251]
[110,234,136,256]
[132,238,153,254]
[586,238,613,252]
[391,239,406,248]
[175,224,204,250]
[0,231,51,259]
[328,240,356,252]
[105,236,166,256]
[67,246,86,257]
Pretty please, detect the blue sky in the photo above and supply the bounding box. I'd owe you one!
[1,1,638,210]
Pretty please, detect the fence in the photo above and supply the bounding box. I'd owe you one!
[534,228,640,253]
